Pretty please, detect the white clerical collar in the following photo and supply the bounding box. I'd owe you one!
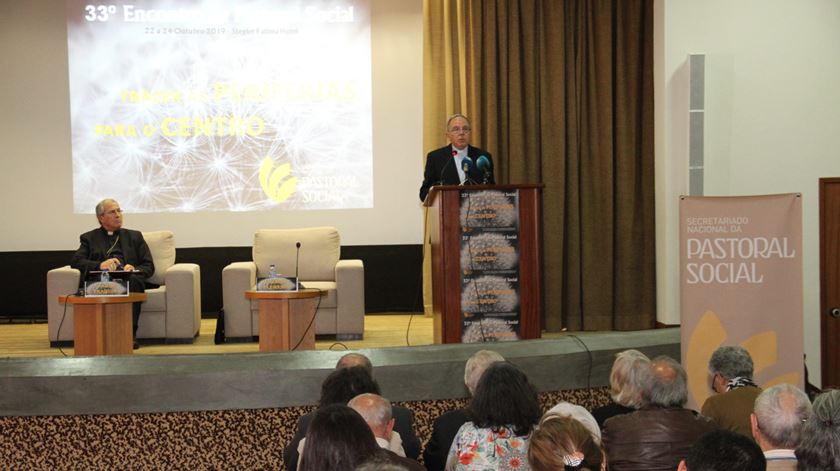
[764,449,796,460]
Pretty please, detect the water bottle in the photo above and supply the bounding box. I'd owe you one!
[101,268,110,283]
[268,264,277,279]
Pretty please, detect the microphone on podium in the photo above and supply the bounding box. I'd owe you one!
[461,157,476,185]
[476,155,493,184]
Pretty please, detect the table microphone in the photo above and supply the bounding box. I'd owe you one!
[294,242,302,289]
[78,264,91,295]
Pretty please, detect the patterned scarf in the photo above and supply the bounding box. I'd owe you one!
[726,376,758,391]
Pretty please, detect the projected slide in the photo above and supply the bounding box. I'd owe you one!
[66,1,372,213]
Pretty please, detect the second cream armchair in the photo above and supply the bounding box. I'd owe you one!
[221,227,365,341]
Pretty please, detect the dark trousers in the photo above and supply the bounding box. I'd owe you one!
[127,275,146,338]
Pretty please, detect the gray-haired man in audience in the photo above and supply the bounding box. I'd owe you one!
[602,355,717,471]
[703,345,762,437]
[751,383,812,470]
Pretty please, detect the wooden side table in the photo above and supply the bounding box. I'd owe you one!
[59,293,147,356]
[245,289,324,352]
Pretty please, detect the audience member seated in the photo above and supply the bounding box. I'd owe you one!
[602,355,716,471]
[678,429,766,471]
[750,384,812,470]
[349,393,408,457]
[423,349,504,471]
[284,366,380,471]
[545,402,602,444]
[795,389,840,470]
[528,414,606,471]
[702,346,762,436]
[591,349,650,428]
[296,393,420,469]
[335,353,421,459]
[299,404,412,471]
[446,362,541,470]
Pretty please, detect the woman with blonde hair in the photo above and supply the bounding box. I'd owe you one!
[591,349,650,427]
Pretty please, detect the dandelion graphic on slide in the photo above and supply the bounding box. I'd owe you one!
[259,157,298,202]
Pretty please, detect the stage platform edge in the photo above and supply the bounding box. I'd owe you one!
[0,328,679,417]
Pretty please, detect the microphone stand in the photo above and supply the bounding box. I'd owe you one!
[294,242,302,290]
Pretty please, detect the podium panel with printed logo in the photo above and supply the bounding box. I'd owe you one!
[424,184,543,344]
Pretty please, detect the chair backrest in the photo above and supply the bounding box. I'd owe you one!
[142,230,176,285]
[253,227,340,281]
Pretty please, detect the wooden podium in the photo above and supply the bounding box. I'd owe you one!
[424,184,542,344]
[59,293,146,356]
[245,289,324,352]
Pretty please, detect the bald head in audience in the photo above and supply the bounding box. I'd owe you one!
[601,355,715,470]
[644,355,689,408]
[329,352,421,461]
[349,393,395,442]
[337,352,373,374]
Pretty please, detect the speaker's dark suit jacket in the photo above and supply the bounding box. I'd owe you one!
[71,227,154,289]
[283,405,421,470]
[419,145,494,202]
[422,408,469,471]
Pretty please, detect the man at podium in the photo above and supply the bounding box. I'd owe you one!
[419,114,495,202]
[71,198,154,349]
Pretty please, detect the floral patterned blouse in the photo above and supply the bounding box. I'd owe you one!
[445,421,531,470]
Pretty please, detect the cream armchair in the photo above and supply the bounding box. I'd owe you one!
[47,230,201,345]
[222,227,364,341]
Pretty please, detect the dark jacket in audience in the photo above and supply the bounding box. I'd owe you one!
[602,406,717,471]
[422,408,469,471]
[591,401,635,428]
[701,385,761,437]
[381,449,427,471]
[284,405,420,470]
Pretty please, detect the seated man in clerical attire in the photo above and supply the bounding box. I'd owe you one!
[71,198,154,349]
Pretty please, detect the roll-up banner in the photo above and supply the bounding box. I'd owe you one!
[680,194,803,410]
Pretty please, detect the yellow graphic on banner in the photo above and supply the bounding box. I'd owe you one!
[259,157,297,202]
[686,311,799,408]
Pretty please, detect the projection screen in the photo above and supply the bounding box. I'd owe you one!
[66,0,373,214]
[0,0,422,250]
